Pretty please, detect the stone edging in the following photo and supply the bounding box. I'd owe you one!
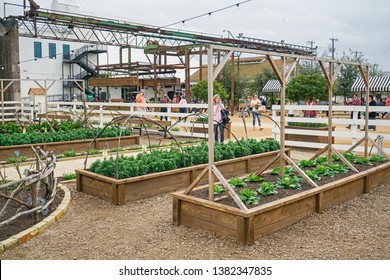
[0,184,71,254]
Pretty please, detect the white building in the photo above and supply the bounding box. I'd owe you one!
[18,0,107,101]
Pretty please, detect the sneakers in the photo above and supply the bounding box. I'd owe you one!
[259,127,264,130]
[346,125,351,129]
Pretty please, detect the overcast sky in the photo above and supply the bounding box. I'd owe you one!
[3,0,390,72]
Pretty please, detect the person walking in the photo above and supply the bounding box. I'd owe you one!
[362,95,377,131]
[213,94,225,143]
[136,89,147,117]
[179,95,187,122]
[250,95,263,130]
[159,91,171,121]
[347,94,361,129]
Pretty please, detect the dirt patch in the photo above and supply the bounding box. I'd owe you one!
[0,187,64,241]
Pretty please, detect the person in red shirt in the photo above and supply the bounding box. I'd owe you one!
[383,96,390,118]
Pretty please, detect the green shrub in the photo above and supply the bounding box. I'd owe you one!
[63,150,77,157]
[90,139,281,179]
[62,173,77,180]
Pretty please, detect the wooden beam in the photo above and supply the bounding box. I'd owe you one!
[266,55,283,83]
[285,58,299,81]
[368,137,390,160]
[212,165,248,210]
[184,166,209,195]
[283,153,318,188]
[254,153,280,176]
[331,146,359,173]
[213,50,234,80]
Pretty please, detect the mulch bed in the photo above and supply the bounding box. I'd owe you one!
[0,187,64,241]
[191,162,385,209]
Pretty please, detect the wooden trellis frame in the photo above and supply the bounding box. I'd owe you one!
[176,44,389,209]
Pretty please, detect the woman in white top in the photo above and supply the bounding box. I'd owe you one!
[213,94,225,143]
[250,95,263,130]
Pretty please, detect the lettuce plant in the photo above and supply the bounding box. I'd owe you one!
[298,159,316,168]
[271,166,294,176]
[329,163,349,174]
[213,185,225,196]
[369,154,385,163]
[304,170,321,181]
[257,182,278,196]
[239,189,260,205]
[315,165,335,177]
[228,177,247,188]
[245,173,263,182]
[276,176,302,190]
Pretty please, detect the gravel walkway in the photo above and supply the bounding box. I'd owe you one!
[1,182,389,260]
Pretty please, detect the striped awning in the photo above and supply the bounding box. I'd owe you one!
[262,79,281,93]
[351,76,390,92]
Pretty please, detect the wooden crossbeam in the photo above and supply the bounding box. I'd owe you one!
[283,153,318,188]
[212,165,248,210]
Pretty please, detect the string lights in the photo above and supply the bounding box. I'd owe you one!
[159,0,252,29]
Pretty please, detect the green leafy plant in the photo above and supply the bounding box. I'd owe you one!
[90,139,281,179]
[57,154,65,159]
[63,150,77,157]
[276,176,302,190]
[304,170,321,181]
[369,154,385,163]
[329,163,349,174]
[229,177,247,188]
[6,156,27,164]
[298,159,316,168]
[62,173,77,180]
[355,157,372,165]
[245,173,263,182]
[257,182,278,196]
[315,165,335,177]
[239,189,260,205]
[287,122,327,128]
[213,185,226,196]
[315,155,328,165]
[331,154,340,162]
[343,152,357,162]
[271,166,294,176]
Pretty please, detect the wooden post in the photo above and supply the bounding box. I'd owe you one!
[279,56,286,178]
[207,46,215,202]
[231,52,235,114]
[199,46,203,81]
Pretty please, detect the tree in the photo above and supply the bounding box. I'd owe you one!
[191,80,228,102]
[219,62,246,103]
[286,74,328,102]
[334,50,363,103]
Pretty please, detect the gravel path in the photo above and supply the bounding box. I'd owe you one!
[1,182,389,260]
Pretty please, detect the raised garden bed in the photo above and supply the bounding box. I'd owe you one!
[76,149,289,205]
[0,135,140,161]
[172,160,390,245]
[285,125,335,145]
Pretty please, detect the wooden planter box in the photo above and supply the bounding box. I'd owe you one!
[285,125,335,145]
[0,135,140,161]
[172,161,390,245]
[76,149,289,205]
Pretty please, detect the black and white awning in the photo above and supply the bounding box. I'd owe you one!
[351,76,390,92]
[262,79,281,93]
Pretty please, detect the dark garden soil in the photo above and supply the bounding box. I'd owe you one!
[0,187,64,241]
[191,162,386,209]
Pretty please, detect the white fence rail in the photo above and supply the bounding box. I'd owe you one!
[272,105,390,154]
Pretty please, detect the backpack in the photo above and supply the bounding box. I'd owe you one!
[221,109,230,124]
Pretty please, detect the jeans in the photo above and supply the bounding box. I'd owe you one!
[214,122,224,143]
[252,111,261,127]
[160,107,168,121]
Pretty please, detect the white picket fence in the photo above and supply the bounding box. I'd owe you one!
[272,105,390,154]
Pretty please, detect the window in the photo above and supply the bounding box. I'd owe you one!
[49,43,56,59]
[34,42,42,58]
[63,44,70,60]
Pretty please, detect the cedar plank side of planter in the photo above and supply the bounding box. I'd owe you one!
[0,135,139,161]
[76,149,289,205]
[172,161,390,245]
